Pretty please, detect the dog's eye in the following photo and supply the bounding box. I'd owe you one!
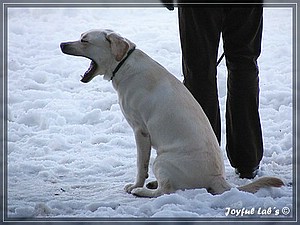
[81,39,88,43]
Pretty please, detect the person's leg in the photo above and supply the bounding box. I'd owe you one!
[222,6,264,178]
[178,7,224,143]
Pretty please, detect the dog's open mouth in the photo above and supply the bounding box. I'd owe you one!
[81,60,97,83]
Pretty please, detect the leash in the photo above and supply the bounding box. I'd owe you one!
[216,52,225,67]
[111,47,136,81]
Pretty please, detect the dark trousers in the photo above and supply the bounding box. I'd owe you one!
[178,6,263,170]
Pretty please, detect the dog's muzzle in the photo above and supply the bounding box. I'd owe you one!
[60,42,98,83]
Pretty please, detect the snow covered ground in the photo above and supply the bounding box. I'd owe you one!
[6,5,294,221]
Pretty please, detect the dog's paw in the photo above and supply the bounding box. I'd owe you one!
[124,183,140,193]
[131,187,159,198]
[131,187,145,196]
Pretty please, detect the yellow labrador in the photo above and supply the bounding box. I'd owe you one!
[60,29,283,197]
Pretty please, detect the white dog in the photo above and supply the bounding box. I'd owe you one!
[60,29,284,197]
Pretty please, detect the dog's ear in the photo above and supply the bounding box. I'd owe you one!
[106,32,129,61]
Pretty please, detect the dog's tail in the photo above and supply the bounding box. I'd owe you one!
[237,177,284,194]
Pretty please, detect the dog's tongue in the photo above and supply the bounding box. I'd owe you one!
[81,60,97,83]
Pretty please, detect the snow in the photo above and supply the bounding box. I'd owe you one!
[6,6,294,221]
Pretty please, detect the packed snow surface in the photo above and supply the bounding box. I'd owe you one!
[7,6,293,220]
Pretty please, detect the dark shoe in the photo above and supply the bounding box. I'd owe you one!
[235,166,259,179]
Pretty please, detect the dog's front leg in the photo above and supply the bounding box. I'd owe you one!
[125,129,151,194]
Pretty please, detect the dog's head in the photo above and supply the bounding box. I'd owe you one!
[60,29,136,82]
